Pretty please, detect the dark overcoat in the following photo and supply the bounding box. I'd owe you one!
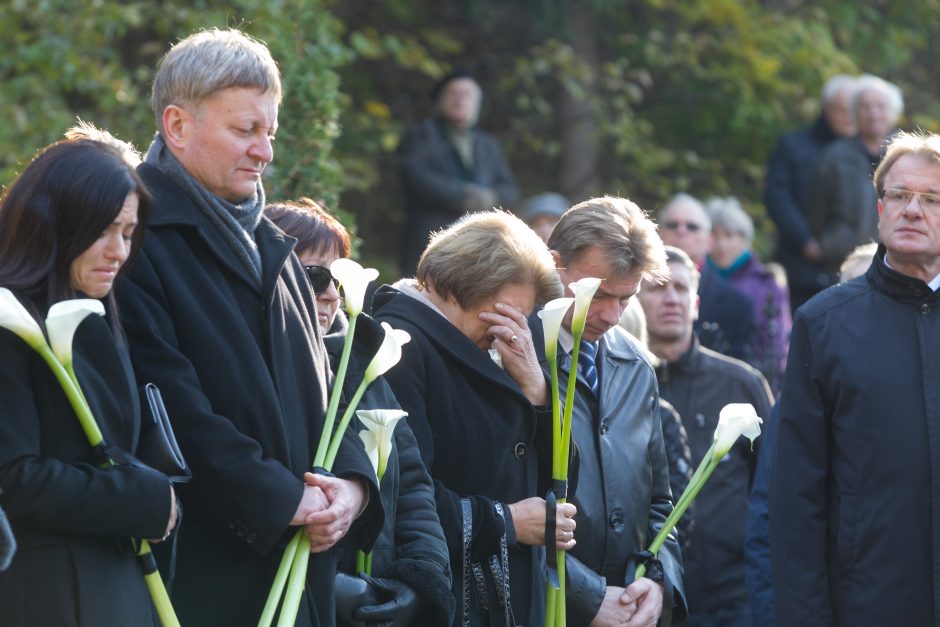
[325,313,454,625]
[0,311,172,626]
[771,250,940,626]
[115,164,382,627]
[397,117,518,274]
[373,285,553,627]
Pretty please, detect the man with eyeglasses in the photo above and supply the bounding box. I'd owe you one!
[658,193,755,362]
[771,132,940,626]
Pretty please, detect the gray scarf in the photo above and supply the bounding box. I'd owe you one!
[145,134,264,288]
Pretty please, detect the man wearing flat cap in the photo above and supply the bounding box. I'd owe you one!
[397,68,518,275]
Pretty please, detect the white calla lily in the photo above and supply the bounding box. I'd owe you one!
[330,258,379,317]
[569,277,601,336]
[537,297,574,361]
[359,430,380,477]
[713,403,763,459]
[0,287,45,348]
[357,409,406,479]
[364,323,411,383]
[46,299,106,367]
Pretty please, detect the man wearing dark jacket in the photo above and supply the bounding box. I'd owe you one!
[639,246,774,627]
[115,29,382,626]
[533,197,685,627]
[765,74,857,309]
[771,132,940,626]
[397,69,518,275]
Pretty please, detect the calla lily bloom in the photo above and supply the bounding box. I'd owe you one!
[330,258,379,317]
[634,402,763,582]
[537,297,574,361]
[569,277,601,333]
[364,323,411,383]
[46,299,105,367]
[0,287,45,348]
[714,403,763,459]
[357,409,407,479]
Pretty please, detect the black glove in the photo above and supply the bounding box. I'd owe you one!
[335,572,380,627]
[354,575,423,627]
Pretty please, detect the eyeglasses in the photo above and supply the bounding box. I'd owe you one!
[881,188,940,212]
[662,220,703,233]
[304,265,339,294]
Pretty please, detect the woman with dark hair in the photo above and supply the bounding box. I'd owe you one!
[372,211,577,627]
[0,138,177,626]
[266,198,455,626]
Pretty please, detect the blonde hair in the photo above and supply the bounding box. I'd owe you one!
[874,131,940,197]
[417,211,562,309]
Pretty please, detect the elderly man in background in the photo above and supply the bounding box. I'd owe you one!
[531,197,685,627]
[638,246,773,627]
[764,74,857,309]
[397,68,518,275]
[771,131,940,626]
[115,29,382,626]
[658,194,755,361]
[808,74,904,281]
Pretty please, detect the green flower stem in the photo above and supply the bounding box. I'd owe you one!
[35,344,104,447]
[258,531,302,627]
[312,313,358,467]
[276,534,312,627]
[364,552,373,576]
[322,379,370,470]
[545,586,557,627]
[356,549,366,574]
[138,539,181,627]
[635,443,720,580]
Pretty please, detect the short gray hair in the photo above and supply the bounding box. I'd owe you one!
[853,74,904,122]
[706,196,754,242]
[548,196,669,284]
[821,74,857,104]
[659,193,712,231]
[152,28,282,134]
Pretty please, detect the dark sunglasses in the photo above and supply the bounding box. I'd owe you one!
[662,220,703,233]
[304,265,339,294]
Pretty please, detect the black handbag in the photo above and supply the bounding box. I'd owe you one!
[137,383,191,484]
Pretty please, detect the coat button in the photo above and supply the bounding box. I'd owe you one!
[514,442,527,460]
[922,304,931,315]
[246,532,257,544]
[608,510,624,530]
[599,419,609,435]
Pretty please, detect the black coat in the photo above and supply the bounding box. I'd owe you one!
[764,116,841,303]
[115,164,382,627]
[771,250,940,626]
[0,312,172,626]
[397,117,518,274]
[695,264,755,362]
[325,313,454,625]
[373,285,553,627]
[655,338,774,618]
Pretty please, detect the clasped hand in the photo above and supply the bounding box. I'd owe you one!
[290,472,366,553]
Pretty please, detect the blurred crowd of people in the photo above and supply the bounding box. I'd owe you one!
[2,26,939,627]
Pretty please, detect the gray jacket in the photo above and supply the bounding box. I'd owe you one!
[531,321,685,626]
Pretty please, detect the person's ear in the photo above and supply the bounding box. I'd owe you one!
[162,105,191,150]
[877,198,885,216]
[550,250,563,271]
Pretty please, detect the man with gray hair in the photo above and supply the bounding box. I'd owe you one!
[530,196,686,626]
[765,74,858,309]
[658,193,755,361]
[771,131,940,625]
[115,28,382,626]
[808,74,904,282]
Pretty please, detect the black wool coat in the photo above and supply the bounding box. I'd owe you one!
[115,164,382,627]
[0,312,172,626]
[325,313,454,625]
[373,285,555,627]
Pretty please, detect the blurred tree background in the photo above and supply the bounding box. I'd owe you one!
[2,0,938,275]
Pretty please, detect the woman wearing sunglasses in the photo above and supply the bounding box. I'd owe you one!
[266,199,454,626]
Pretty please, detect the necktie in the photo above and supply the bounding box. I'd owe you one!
[578,341,599,395]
